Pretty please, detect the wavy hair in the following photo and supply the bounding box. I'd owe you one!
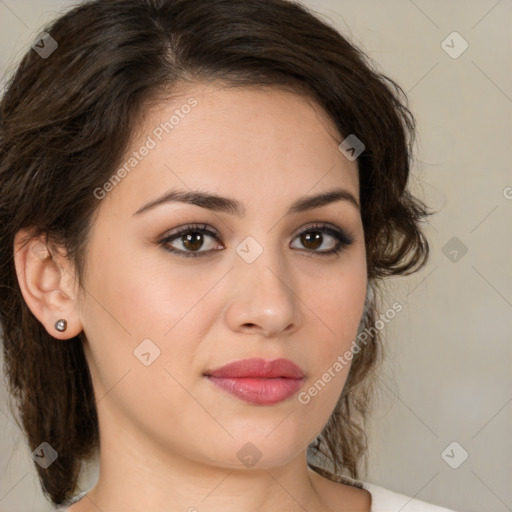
[0,0,431,506]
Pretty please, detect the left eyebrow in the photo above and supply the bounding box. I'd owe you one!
[132,187,360,217]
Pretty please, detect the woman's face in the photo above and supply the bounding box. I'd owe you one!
[76,83,367,471]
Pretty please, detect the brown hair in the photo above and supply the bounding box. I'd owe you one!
[0,0,431,506]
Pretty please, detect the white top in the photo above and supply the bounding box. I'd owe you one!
[363,482,457,511]
[55,482,458,511]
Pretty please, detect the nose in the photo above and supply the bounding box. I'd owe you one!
[224,247,302,338]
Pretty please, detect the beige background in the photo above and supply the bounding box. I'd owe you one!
[1,1,511,511]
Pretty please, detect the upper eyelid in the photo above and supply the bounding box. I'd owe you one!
[160,222,350,239]
[158,223,355,260]
[159,222,354,249]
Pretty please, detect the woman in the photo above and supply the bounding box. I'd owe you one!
[0,0,458,510]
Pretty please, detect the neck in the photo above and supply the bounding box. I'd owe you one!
[75,422,333,512]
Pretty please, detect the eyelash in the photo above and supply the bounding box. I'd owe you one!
[158,222,355,259]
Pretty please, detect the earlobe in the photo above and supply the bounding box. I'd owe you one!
[13,229,83,339]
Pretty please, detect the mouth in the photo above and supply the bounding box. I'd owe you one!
[204,357,305,405]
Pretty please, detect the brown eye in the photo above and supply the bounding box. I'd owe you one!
[181,231,206,252]
[299,231,324,251]
[291,223,354,255]
[159,224,223,258]
[159,222,354,259]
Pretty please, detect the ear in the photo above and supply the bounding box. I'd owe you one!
[13,229,83,339]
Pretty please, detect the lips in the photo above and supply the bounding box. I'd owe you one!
[205,357,305,379]
[204,358,305,405]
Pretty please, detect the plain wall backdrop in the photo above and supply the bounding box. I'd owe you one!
[0,1,511,511]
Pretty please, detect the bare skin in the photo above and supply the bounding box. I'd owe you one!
[15,82,371,512]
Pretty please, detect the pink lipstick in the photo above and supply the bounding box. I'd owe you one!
[204,357,305,405]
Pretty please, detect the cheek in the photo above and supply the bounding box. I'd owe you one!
[80,239,222,389]
[310,259,367,343]
[86,236,204,337]
[79,244,198,431]
[298,256,367,403]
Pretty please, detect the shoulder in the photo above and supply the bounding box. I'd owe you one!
[362,481,458,512]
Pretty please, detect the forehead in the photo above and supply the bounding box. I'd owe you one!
[100,82,360,216]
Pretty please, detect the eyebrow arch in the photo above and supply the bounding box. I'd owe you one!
[133,187,360,217]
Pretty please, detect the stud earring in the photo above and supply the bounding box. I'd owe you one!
[55,319,67,332]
